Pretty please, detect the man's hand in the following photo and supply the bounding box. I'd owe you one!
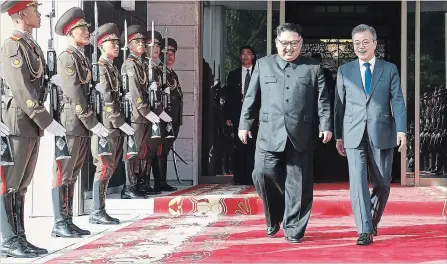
[319,131,332,143]
[238,130,252,144]
[336,140,346,157]
[226,120,233,126]
[397,133,406,152]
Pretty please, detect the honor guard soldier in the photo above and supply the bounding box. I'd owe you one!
[146,30,175,192]
[141,29,163,195]
[155,38,182,192]
[51,7,110,238]
[89,23,135,224]
[0,0,67,258]
[120,25,160,199]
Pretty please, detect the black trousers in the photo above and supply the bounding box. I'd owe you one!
[232,126,256,185]
[253,139,314,239]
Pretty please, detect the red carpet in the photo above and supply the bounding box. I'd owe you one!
[46,184,447,263]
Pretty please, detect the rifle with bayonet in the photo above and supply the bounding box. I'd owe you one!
[147,21,161,138]
[46,0,71,160]
[121,19,138,160]
[91,1,112,156]
[161,28,174,138]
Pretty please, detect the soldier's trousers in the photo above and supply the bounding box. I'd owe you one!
[1,136,40,196]
[124,123,152,187]
[1,136,39,245]
[151,122,181,186]
[52,136,90,187]
[91,135,124,210]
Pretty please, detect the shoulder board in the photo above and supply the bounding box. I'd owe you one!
[10,35,21,41]
[66,49,73,54]
[99,61,105,66]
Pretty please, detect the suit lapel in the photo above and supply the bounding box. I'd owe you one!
[367,59,384,102]
[351,61,366,100]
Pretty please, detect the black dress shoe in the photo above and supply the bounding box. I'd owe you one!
[356,233,373,245]
[267,224,280,237]
[285,236,301,243]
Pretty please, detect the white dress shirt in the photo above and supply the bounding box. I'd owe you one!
[359,56,376,89]
[241,65,253,94]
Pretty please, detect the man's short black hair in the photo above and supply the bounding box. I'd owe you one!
[276,23,303,38]
[239,45,255,56]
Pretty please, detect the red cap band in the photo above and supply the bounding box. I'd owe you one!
[7,1,33,16]
[63,17,81,35]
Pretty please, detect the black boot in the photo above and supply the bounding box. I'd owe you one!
[139,159,161,195]
[0,192,38,258]
[158,154,177,192]
[90,180,119,225]
[67,183,90,235]
[51,185,81,238]
[121,159,146,199]
[14,193,48,255]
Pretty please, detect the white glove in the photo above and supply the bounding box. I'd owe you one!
[119,123,135,135]
[159,111,172,123]
[0,122,10,137]
[145,111,160,123]
[45,120,66,137]
[50,74,63,87]
[125,92,132,100]
[95,83,106,94]
[164,87,170,94]
[90,123,110,138]
[150,82,157,91]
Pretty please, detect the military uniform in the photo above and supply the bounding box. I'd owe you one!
[52,7,98,238]
[0,0,52,258]
[152,38,182,192]
[120,25,156,199]
[89,23,125,225]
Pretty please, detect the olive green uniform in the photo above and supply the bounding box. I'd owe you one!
[0,27,52,257]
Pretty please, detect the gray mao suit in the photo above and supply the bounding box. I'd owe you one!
[239,54,331,239]
[334,57,407,234]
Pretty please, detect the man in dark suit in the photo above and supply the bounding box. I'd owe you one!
[239,23,332,243]
[224,46,257,185]
[334,24,407,246]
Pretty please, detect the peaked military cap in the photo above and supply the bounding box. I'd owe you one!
[164,38,177,52]
[0,0,41,16]
[120,25,146,45]
[146,30,162,43]
[94,23,120,46]
[55,7,90,36]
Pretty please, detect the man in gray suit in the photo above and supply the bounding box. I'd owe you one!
[239,23,332,243]
[334,24,407,246]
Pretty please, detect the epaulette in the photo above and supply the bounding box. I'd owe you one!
[66,49,73,54]
[10,35,21,41]
[99,60,105,66]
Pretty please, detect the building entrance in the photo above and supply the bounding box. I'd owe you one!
[285,1,402,182]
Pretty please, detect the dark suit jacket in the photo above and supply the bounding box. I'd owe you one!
[239,55,332,152]
[224,66,255,126]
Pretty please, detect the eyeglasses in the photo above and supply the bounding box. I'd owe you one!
[353,40,375,47]
[276,38,302,48]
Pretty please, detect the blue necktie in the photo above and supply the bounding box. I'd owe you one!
[364,62,372,96]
